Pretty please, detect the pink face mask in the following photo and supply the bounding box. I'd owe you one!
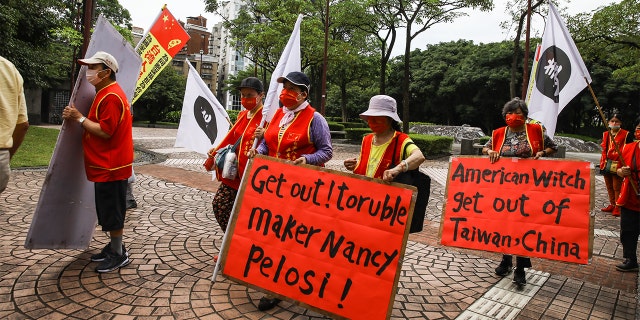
[86,69,105,85]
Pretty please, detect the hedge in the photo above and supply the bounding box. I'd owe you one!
[338,121,367,128]
[344,128,453,156]
[327,122,345,131]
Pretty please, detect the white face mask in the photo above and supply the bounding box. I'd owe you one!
[86,69,105,85]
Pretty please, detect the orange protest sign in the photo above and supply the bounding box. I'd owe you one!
[440,156,594,264]
[132,7,189,103]
[221,155,415,319]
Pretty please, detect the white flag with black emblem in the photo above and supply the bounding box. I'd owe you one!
[527,3,591,139]
[175,62,230,155]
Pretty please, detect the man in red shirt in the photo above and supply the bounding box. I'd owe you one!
[62,51,133,273]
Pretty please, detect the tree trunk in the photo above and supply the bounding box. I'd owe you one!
[402,26,411,133]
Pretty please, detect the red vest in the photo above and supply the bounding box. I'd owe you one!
[354,132,410,179]
[491,123,544,156]
[264,106,317,161]
[600,129,628,170]
[616,141,640,209]
[83,82,133,182]
[214,106,264,189]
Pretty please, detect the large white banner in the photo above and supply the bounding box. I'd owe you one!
[174,62,229,155]
[527,3,591,138]
[25,15,142,249]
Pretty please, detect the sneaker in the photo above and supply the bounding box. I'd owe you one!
[513,268,526,285]
[495,260,513,276]
[91,243,128,262]
[616,259,639,272]
[258,296,281,311]
[601,204,615,212]
[612,206,621,217]
[95,252,131,273]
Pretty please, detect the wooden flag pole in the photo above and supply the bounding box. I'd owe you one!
[585,78,638,194]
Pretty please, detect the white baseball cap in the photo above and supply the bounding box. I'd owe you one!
[359,95,402,123]
[78,51,119,73]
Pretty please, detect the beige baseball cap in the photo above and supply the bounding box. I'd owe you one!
[78,51,119,73]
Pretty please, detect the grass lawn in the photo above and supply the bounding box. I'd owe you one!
[10,126,59,168]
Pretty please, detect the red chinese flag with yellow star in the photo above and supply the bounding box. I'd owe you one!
[132,6,190,104]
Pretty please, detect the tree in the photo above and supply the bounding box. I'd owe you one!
[388,0,494,133]
[568,0,640,83]
[347,0,403,94]
[501,0,545,99]
[134,67,187,124]
[204,0,378,113]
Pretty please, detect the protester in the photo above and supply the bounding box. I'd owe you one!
[614,117,640,272]
[482,97,557,286]
[248,71,333,311]
[599,114,630,216]
[62,51,133,273]
[343,95,425,180]
[0,56,29,193]
[207,77,265,233]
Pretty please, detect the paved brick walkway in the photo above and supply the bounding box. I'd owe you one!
[0,126,636,319]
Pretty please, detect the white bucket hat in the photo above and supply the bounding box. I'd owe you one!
[359,95,402,123]
[78,51,119,73]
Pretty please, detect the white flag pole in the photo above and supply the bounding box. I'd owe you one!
[251,14,304,149]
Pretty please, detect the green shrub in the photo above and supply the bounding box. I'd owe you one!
[328,122,345,131]
[163,110,181,123]
[227,110,240,123]
[345,128,372,142]
[477,136,490,144]
[339,121,367,128]
[408,134,453,157]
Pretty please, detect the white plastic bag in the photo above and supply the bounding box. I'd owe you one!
[221,149,238,179]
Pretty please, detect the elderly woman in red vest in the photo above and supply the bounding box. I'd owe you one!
[482,97,557,286]
[614,117,640,272]
[248,71,332,311]
[600,114,630,216]
[207,77,265,233]
[343,95,425,181]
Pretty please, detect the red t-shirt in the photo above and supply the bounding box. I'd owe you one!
[82,82,133,182]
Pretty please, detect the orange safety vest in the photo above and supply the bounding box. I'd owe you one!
[616,141,640,209]
[353,132,411,179]
[600,129,628,171]
[264,106,317,162]
[491,123,545,156]
[83,82,133,182]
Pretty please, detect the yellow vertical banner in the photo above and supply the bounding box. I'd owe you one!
[132,7,190,104]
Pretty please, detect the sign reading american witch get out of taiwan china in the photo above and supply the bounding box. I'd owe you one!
[220,155,415,320]
[440,156,594,264]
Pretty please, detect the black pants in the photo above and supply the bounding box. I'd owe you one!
[501,254,532,269]
[620,206,640,261]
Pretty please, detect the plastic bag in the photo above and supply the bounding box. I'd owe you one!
[221,149,238,179]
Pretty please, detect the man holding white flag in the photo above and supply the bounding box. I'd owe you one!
[527,3,592,139]
[175,63,230,155]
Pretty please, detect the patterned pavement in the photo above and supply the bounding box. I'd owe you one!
[0,126,636,319]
